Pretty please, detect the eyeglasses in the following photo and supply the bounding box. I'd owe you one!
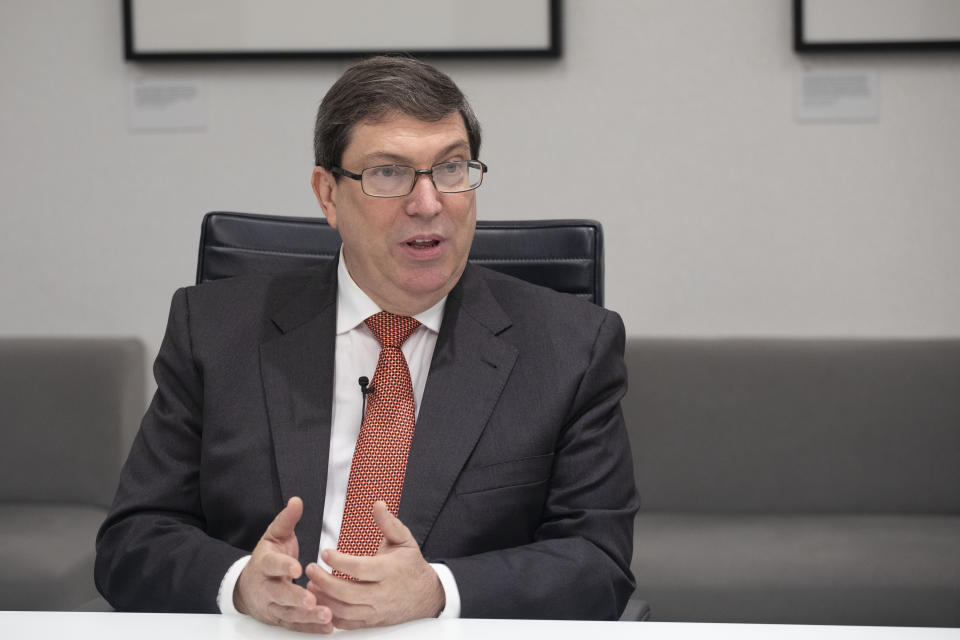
[331,160,488,198]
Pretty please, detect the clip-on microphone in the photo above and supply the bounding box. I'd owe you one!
[358,376,374,426]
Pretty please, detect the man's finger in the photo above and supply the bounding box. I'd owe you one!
[280,621,335,635]
[307,555,376,604]
[260,550,302,579]
[304,583,374,623]
[371,500,414,547]
[265,496,303,541]
[319,548,383,583]
[265,601,333,626]
[334,618,371,631]
[263,578,317,609]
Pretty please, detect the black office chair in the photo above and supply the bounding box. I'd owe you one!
[197,212,605,306]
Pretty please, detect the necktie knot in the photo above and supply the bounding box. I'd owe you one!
[365,311,420,348]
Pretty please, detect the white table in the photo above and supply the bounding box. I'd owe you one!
[1,612,958,640]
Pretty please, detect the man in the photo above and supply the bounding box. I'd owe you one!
[96,57,638,633]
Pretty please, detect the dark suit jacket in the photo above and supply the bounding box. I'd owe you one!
[95,260,639,619]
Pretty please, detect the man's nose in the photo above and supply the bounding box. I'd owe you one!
[403,173,443,216]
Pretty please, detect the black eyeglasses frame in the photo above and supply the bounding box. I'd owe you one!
[330,160,488,198]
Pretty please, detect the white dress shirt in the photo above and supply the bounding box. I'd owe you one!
[217,255,461,618]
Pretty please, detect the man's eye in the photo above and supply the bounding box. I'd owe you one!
[440,162,461,174]
[374,166,396,178]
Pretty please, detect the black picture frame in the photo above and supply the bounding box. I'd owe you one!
[123,0,562,61]
[794,0,960,52]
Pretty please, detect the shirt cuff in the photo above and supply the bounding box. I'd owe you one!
[217,555,252,615]
[430,562,461,619]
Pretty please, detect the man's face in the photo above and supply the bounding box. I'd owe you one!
[312,112,477,316]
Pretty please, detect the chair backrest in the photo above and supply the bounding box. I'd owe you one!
[197,212,604,306]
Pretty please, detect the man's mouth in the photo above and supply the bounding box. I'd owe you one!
[406,238,441,249]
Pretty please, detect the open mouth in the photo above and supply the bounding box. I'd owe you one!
[406,238,441,249]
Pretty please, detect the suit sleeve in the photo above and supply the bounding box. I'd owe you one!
[441,310,639,620]
[95,287,247,612]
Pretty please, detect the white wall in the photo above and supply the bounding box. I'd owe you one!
[2,1,959,376]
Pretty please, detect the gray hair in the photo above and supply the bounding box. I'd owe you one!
[313,56,482,169]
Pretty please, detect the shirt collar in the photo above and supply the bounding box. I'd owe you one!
[336,249,446,335]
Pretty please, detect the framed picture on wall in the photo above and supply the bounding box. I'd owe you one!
[794,0,960,51]
[124,0,561,60]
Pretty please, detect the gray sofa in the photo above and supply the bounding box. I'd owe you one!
[622,338,960,627]
[0,338,144,611]
[4,335,957,625]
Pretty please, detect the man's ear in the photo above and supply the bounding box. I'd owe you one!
[311,166,339,228]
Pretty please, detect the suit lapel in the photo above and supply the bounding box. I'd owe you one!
[400,265,518,547]
[259,262,338,577]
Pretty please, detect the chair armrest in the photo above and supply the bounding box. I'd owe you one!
[620,598,651,621]
[73,596,114,612]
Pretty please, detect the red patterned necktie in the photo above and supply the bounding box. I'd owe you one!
[335,311,421,577]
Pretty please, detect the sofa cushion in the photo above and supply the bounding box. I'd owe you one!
[624,339,960,513]
[0,504,107,610]
[0,338,145,507]
[632,513,960,626]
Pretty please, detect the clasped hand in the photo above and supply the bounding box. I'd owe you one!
[234,497,444,634]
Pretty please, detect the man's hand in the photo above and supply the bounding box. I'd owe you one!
[305,501,445,630]
[234,497,334,633]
